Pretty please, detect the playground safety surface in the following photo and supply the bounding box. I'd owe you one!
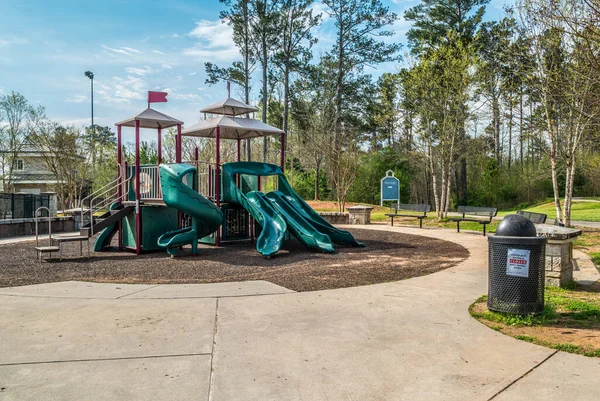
[0,228,468,291]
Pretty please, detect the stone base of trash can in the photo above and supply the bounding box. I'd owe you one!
[346,206,374,225]
[544,239,575,287]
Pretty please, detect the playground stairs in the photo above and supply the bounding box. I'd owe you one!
[80,205,135,238]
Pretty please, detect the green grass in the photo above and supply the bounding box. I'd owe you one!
[514,335,600,357]
[589,253,600,269]
[471,289,600,357]
[498,200,600,222]
[470,288,600,328]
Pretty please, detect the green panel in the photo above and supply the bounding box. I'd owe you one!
[141,206,179,251]
[121,212,137,248]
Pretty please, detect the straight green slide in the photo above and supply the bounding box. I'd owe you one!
[158,164,222,256]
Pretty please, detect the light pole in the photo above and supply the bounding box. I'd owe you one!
[84,71,94,129]
[84,71,96,171]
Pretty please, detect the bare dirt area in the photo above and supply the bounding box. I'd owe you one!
[0,228,468,292]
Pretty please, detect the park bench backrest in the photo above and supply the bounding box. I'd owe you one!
[516,210,547,224]
[390,203,431,214]
[457,206,498,218]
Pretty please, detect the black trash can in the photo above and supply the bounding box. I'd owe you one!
[488,214,547,314]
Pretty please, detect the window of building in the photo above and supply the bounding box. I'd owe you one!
[16,159,24,171]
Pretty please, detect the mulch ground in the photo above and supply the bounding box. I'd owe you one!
[0,228,468,292]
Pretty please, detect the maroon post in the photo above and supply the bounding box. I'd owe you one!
[157,127,162,164]
[237,139,241,162]
[135,120,142,255]
[176,124,182,163]
[176,123,183,228]
[117,125,123,250]
[280,132,285,170]
[215,126,221,246]
[194,146,199,164]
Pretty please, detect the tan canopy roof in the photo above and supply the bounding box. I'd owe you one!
[199,97,258,116]
[182,115,284,139]
[115,108,183,129]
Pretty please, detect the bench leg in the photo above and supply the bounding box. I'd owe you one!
[483,224,487,236]
[390,217,394,227]
[419,218,423,229]
[456,221,460,233]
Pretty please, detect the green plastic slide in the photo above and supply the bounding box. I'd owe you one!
[93,202,119,252]
[158,164,222,256]
[266,191,335,253]
[246,191,287,257]
[221,162,362,257]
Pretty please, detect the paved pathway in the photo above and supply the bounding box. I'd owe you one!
[0,225,598,401]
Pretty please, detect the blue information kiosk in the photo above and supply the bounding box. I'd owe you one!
[380,170,400,206]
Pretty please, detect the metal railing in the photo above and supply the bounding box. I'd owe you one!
[184,160,220,200]
[139,165,163,200]
[80,165,132,236]
[35,206,52,246]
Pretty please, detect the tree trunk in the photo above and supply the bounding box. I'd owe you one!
[493,96,501,166]
[519,90,524,165]
[261,30,268,162]
[244,1,251,162]
[550,141,563,223]
[508,94,513,170]
[314,167,319,201]
[283,64,290,164]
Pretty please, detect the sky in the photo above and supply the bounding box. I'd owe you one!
[0,0,509,140]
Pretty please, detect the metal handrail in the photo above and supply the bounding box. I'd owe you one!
[81,165,132,237]
[35,206,52,247]
[80,165,123,225]
[87,174,132,236]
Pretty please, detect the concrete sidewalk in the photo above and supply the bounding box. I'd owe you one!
[0,226,598,401]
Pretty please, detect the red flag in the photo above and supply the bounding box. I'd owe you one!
[148,91,168,104]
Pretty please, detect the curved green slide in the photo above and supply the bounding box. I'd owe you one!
[158,164,222,256]
[222,162,360,257]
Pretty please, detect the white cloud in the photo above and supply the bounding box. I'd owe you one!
[67,94,88,103]
[183,47,239,61]
[189,72,196,76]
[310,1,330,21]
[189,20,233,47]
[0,36,28,47]
[152,49,165,55]
[172,33,180,38]
[121,46,142,54]
[170,92,202,101]
[125,66,153,76]
[161,63,173,69]
[184,19,239,62]
[59,117,101,126]
[101,44,132,55]
[95,75,147,104]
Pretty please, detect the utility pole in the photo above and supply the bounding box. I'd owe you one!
[84,71,94,128]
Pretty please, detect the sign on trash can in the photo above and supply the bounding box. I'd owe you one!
[506,249,530,278]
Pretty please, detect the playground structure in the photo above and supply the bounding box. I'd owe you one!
[73,93,362,259]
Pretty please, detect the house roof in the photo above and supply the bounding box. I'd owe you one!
[199,97,258,116]
[115,108,183,129]
[181,115,284,140]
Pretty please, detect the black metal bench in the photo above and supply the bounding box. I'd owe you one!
[386,203,431,228]
[516,210,547,224]
[449,206,497,236]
